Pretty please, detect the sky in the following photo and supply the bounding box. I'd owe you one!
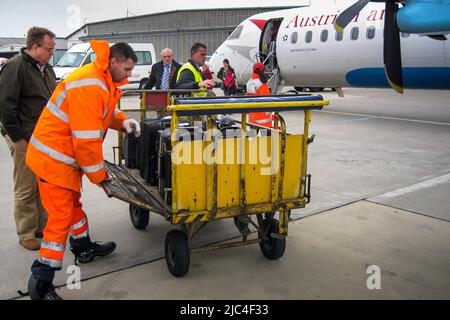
[1,0,310,38]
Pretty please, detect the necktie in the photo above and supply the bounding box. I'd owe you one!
[161,64,170,90]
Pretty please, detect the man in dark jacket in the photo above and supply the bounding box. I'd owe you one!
[0,27,56,250]
[175,43,215,95]
[143,48,181,90]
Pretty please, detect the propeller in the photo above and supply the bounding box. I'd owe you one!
[334,1,404,94]
[334,0,371,32]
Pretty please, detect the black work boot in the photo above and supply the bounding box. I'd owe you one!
[28,274,62,300]
[70,241,116,264]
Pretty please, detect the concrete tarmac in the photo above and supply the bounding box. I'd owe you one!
[1,88,449,300]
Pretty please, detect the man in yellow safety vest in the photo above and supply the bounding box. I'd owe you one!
[175,43,216,96]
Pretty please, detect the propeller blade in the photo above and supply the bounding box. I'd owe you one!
[384,1,404,93]
[334,0,371,31]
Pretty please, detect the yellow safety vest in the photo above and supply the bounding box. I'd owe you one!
[177,62,207,97]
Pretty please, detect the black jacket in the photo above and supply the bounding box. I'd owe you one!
[175,60,204,90]
[143,60,181,90]
[0,49,56,142]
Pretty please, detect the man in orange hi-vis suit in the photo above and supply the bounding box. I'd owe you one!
[25,40,141,300]
[246,62,273,128]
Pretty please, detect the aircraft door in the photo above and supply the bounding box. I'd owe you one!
[259,19,283,72]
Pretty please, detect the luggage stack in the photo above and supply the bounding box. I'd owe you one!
[137,117,173,185]
[122,116,241,204]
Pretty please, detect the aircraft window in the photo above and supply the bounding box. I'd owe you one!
[291,32,298,44]
[366,26,376,39]
[227,26,243,40]
[401,32,410,38]
[320,30,328,42]
[351,27,359,40]
[305,31,313,43]
[335,30,344,41]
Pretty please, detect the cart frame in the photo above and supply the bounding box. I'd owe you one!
[103,90,329,277]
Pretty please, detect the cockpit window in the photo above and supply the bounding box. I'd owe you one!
[228,26,244,40]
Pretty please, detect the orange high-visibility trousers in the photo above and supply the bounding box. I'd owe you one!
[37,179,89,269]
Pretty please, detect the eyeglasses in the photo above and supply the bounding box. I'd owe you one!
[38,45,55,53]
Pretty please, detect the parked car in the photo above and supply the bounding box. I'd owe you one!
[53,42,156,89]
[49,49,67,67]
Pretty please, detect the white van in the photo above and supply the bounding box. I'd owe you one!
[54,42,156,89]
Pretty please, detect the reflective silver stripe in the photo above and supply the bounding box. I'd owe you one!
[103,103,109,118]
[46,102,69,123]
[71,218,87,231]
[114,109,121,116]
[46,89,69,122]
[30,136,79,168]
[66,78,108,93]
[246,78,263,94]
[41,241,66,252]
[54,90,67,109]
[81,161,105,173]
[255,119,272,124]
[70,230,89,240]
[72,130,104,139]
[38,257,63,269]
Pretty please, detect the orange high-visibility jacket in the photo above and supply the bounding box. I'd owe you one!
[246,73,273,127]
[26,40,128,192]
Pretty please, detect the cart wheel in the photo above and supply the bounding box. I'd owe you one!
[129,204,149,230]
[165,230,190,277]
[28,275,46,300]
[259,219,286,260]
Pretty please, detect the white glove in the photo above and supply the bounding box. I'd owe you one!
[122,118,141,138]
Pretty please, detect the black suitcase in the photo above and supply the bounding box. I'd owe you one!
[123,133,139,169]
[137,117,172,185]
[216,116,241,138]
[137,116,191,185]
[157,126,203,204]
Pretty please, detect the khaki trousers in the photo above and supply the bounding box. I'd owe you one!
[4,134,47,240]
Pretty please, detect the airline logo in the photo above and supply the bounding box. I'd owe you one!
[250,19,267,31]
[285,9,386,29]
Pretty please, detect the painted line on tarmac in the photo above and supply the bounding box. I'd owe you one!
[335,117,374,124]
[321,110,450,126]
[372,173,450,199]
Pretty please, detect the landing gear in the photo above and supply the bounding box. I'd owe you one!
[308,87,325,92]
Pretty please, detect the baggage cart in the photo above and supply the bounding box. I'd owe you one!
[103,91,329,277]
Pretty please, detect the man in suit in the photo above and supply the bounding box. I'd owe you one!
[143,48,181,90]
